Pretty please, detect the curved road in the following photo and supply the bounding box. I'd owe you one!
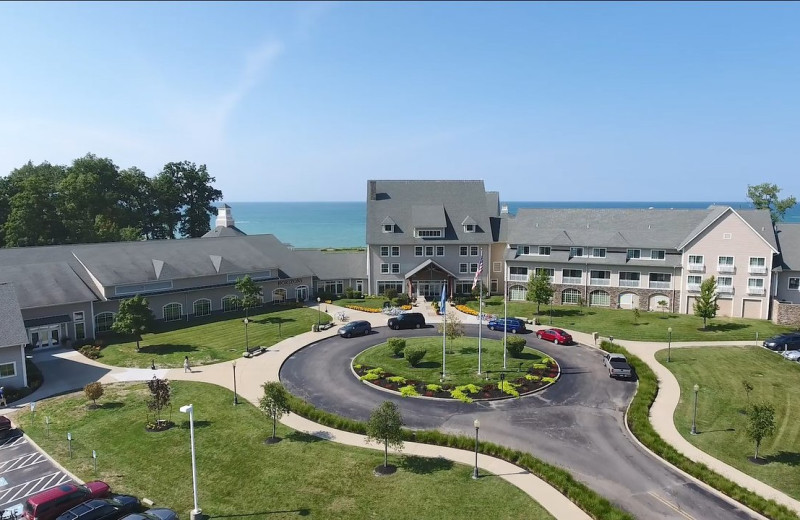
[281,325,758,520]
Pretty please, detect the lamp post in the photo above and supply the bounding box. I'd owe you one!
[180,404,201,519]
[243,317,250,354]
[667,327,673,362]
[609,335,614,345]
[472,419,480,479]
[67,432,72,458]
[691,384,699,435]
[232,361,238,406]
[317,297,321,330]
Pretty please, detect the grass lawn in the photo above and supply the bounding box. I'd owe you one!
[336,297,393,310]
[15,382,549,520]
[466,297,795,342]
[95,305,331,369]
[354,337,548,386]
[656,346,800,499]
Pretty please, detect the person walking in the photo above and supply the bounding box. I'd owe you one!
[0,386,6,407]
[183,356,191,373]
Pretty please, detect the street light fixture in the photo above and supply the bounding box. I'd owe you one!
[691,384,700,435]
[609,335,614,345]
[472,419,480,479]
[317,297,321,330]
[232,361,238,406]
[243,318,250,354]
[180,404,201,519]
[667,327,673,362]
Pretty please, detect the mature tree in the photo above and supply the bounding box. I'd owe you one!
[159,161,222,238]
[3,161,68,246]
[693,276,719,329]
[527,269,554,314]
[745,402,776,460]
[235,275,263,319]
[747,183,797,225]
[150,169,183,239]
[58,154,123,243]
[147,377,171,424]
[259,381,291,441]
[84,382,104,408]
[111,295,156,350]
[365,401,404,469]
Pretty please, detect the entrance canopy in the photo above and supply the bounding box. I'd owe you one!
[404,259,458,280]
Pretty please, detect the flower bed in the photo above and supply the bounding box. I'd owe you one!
[456,304,478,315]
[345,304,382,313]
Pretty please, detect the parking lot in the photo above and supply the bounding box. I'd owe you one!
[0,429,74,517]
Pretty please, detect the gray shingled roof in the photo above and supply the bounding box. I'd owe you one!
[366,180,494,245]
[736,209,778,251]
[202,225,247,238]
[292,250,367,280]
[0,283,29,346]
[775,223,800,271]
[0,263,99,308]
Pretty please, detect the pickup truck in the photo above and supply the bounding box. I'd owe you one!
[603,353,633,379]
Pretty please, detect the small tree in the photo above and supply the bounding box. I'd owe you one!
[147,376,171,423]
[387,338,406,357]
[657,299,668,313]
[365,401,404,469]
[260,381,291,441]
[84,382,104,408]
[112,295,155,350]
[234,274,263,319]
[527,269,554,314]
[437,310,464,342]
[693,276,719,329]
[404,346,427,367]
[742,379,754,404]
[506,336,526,357]
[632,308,641,323]
[745,402,776,460]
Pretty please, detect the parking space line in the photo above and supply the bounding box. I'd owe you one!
[0,435,27,451]
[0,453,47,473]
[0,471,70,508]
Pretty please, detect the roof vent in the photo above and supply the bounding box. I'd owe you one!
[648,224,651,229]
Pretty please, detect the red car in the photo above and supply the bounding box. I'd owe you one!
[536,328,573,345]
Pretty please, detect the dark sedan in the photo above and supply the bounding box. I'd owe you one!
[56,495,140,520]
[763,333,800,351]
[338,320,372,338]
[120,509,178,520]
[536,328,573,345]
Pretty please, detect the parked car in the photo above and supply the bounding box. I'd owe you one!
[603,353,633,379]
[120,509,178,520]
[535,328,573,345]
[782,350,800,361]
[338,320,372,338]
[487,318,527,334]
[763,333,800,351]
[387,312,426,330]
[24,482,111,520]
[56,495,140,520]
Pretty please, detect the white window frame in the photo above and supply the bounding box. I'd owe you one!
[0,361,16,379]
[688,255,703,265]
[590,248,606,258]
[561,288,581,304]
[163,303,183,322]
[381,263,390,274]
[538,246,551,256]
[73,311,85,322]
[272,288,287,302]
[788,277,799,290]
[415,246,423,257]
[222,295,240,312]
[380,246,390,257]
[470,246,479,256]
[459,263,468,273]
[470,263,478,273]
[425,246,435,256]
[464,224,475,233]
[435,246,445,257]
[383,224,393,233]
[517,245,531,255]
[650,250,666,260]
[492,261,502,273]
[570,247,584,258]
[391,263,400,274]
[95,312,115,333]
[416,228,443,238]
[748,278,765,288]
[391,246,399,257]
[717,276,733,287]
[460,246,468,256]
[719,256,734,265]
[627,249,641,260]
[193,298,212,317]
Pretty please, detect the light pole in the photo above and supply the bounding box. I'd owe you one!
[67,432,72,458]
[317,297,321,330]
[609,335,614,345]
[667,327,673,362]
[180,404,201,519]
[243,317,250,354]
[691,384,699,435]
[232,361,238,406]
[472,419,480,479]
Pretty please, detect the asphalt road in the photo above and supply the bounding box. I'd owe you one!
[281,325,758,520]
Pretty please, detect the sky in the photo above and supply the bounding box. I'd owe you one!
[1,2,799,202]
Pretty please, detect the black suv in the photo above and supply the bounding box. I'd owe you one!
[387,312,426,330]
[56,496,140,520]
[763,333,800,351]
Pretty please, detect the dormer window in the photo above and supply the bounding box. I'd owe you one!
[461,216,477,233]
[383,224,394,233]
[464,224,475,233]
[416,228,443,238]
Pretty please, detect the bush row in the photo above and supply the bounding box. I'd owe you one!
[600,340,799,520]
[287,395,633,520]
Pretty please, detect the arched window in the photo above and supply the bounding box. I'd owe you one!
[95,312,115,333]
[222,295,240,312]
[296,285,309,301]
[509,284,527,301]
[589,290,610,307]
[163,303,182,322]
[561,288,581,305]
[272,288,287,303]
[193,299,211,317]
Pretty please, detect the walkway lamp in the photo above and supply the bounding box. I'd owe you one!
[180,404,201,519]
[243,317,250,354]
[472,419,480,479]
[691,384,700,435]
[232,361,239,406]
[317,297,321,330]
[667,327,673,362]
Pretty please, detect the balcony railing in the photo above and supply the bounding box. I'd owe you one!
[747,286,766,295]
[507,274,529,282]
[590,278,611,286]
[717,285,734,294]
[717,264,735,274]
[748,265,768,275]
[562,276,582,285]
[649,281,672,289]
[687,284,701,292]
[687,263,705,273]
[619,279,640,287]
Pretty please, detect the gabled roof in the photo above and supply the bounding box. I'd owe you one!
[0,283,29,346]
[774,223,800,271]
[404,259,459,279]
[0,262,99,308]
[678,206,778,252]
[461,216,477,226]
[293,250,367,280]
[203,225,247,238]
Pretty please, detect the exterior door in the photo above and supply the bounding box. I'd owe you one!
[742,299,761,319]
[296,286,308,302]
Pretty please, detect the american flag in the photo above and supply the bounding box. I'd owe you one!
[472,252,483,290]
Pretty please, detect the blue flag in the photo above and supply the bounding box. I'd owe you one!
[440,284,446,314]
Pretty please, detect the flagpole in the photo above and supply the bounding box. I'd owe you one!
[503,278,508,370]
[477,248,483,376]
[441,283,447,381]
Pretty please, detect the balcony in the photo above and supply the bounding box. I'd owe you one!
[649,281,672,290]
[562,276,582,285]
[590,278,611,286]
[687,263,705,273]
[619,279,640,288]
[748,265,768,275]
[717,285,734,294]
[687,284,701,292]
[717,264,735,274]
[747,286,766,296]
[508,274,529,282]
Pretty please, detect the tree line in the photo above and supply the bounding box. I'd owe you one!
[0,153,223,247]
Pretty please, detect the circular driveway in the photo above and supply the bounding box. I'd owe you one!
[281,325,758,520]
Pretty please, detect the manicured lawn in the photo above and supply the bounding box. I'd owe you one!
[16,382,549,520]
[354,337,548,386]
[465,297,795,341]
[95,305,331,368]
[336,297,392,310]
[656,346,800,499]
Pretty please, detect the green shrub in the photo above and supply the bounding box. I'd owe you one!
[384,288,398,299]
[360,367,385,381]
[394,293,411,306]
[387,376,407,383]
[532,363,546,370]
[541,377,556,384]
[499,380,519,397]
[404,346,427,367]
[426,384,442,392]
[450,388,474,403]
[387,338,406,357]
[400,385,419,397]
[525,374,541,382]
[506,336,526,357]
